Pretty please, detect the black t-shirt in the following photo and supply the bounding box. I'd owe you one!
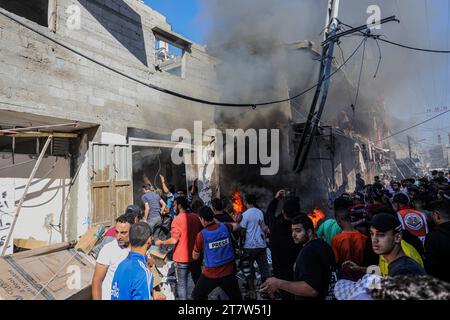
[388,255,426,277]
[293,238,337,300]
[215,212,234,223]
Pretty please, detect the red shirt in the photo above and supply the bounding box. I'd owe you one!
[331,230,368,266]
[104,226,116,237]
[193,223,235,279]
[171,212,203,263]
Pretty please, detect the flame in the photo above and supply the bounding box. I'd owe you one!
[232,191,245,221]
[308,208,326,230]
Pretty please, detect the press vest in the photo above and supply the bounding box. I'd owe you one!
[201,223,235,268]
[397,209,428,244]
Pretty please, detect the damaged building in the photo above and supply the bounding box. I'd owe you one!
[0,0,391,257]
[0,0,222,254]
[215,40,390,210]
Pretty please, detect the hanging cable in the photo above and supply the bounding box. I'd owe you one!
[338,19,450,54]
[0,9,364,109]
[373,38,383,78]
[374,109,450,142]
[352,38,367,114]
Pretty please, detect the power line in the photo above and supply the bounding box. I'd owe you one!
[352,38,367,114]
[375,109,450,142]
[338,19,450,54]
[369,36,450,54]
[0,9,361,109]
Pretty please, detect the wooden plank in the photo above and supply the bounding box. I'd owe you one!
[12,242,71,260]
[75,226,105,254]
[92,182,110,188]
[150,249,167,260]
[114,180,131,187]
[0,248,94,300]
[14,238,48,251]
[151,265,161,288]
[1,137,52,256]
[0,132,78,138]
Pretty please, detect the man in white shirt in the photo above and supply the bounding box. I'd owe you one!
[91,214,134,300]
[239,194,270,299]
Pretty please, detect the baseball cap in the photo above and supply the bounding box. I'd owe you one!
[125,204,142,217]
[367,213,402,233]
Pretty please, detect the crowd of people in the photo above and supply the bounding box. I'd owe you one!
[91,170,450,300]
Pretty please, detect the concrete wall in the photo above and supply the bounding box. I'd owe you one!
[0,153,70,254]
[0,0,219,137]
[0,0,221,241]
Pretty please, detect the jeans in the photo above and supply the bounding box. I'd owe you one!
[148,216,162,238]
[175,261,201,300]
[244,248,271,281]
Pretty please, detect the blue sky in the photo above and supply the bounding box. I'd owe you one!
[144,0,205,44]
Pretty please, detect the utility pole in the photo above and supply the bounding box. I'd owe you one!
[292,0,339,172]
[324,0,340,40]
[291,1,398,173]
[407,135,412,159]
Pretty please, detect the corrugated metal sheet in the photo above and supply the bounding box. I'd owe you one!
[92,144,112,182]
[114,145,131,181]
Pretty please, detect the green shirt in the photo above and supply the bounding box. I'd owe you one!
[317,219,342,245]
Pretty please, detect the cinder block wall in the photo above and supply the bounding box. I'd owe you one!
[0,0,221,242]
[0,0,220,137]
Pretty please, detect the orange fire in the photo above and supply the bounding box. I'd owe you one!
[232,191,245,222]
[308,208,326,230]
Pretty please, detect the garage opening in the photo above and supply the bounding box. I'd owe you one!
[0,0,49,27]
[129,138,196,208]
[132,145,188,205]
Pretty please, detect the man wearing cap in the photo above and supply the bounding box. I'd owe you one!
[369,213,425,277]
[424,198,450,283]
[393,193,429,245]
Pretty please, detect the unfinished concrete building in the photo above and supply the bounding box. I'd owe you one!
[0,0,391,255]
[0,0,221,254]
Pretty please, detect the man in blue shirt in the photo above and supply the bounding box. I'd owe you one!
[142,184,166,236]
[111,222,155,300]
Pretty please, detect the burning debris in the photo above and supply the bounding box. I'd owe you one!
[232,191,245,221]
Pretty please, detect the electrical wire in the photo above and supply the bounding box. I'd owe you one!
[338,20,450,54]
[154,148,162,188]
[352,38,367,114]
[292,38,368,127]
[373,38,382,78]
[374,109,450,142]
[0,9,362,109]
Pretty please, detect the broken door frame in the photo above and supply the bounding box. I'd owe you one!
[128,137,195,193]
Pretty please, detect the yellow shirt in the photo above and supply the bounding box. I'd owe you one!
[379,240,424,276]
